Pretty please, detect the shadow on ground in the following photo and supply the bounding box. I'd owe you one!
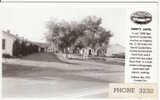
[64,56,125,66]
[2,63,124,83]
[21,53,79,65]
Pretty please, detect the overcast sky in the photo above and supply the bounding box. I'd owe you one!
[0,3,127,46]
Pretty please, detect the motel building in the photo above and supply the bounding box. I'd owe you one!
[2,30,48,57]
[2,30,17,56]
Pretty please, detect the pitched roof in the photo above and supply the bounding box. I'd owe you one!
[2,30,49,48]
[2,30,18,39]
[31,42,49,48]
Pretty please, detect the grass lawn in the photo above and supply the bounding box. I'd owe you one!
[2,53,124,98]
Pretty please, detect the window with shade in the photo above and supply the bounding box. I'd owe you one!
[2,39,6,50]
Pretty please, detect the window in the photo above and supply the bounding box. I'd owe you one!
[2,39,5,50]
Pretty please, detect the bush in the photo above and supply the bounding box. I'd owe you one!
[2,54,12,58]
[112,53,125,58]
[13,39,22,57]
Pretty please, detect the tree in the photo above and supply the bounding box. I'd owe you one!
[75,16,112,49]
[13,39,22,57]
[45,16,112,53]
[21,41,27,56]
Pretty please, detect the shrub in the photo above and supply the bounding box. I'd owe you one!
[2,54,12,58]
[13,39,22,57]
[112,53,125,58]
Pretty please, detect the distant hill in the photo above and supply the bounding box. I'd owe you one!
[106,44,125,56]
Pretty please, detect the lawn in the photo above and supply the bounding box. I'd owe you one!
[2,53,124,98]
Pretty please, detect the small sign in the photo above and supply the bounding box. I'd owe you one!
[109,83,157,98]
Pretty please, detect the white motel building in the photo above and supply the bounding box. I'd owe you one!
[2,30,17,56]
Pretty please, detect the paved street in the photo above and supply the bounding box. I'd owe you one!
[2,53,124,98]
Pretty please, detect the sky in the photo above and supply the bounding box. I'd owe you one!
[0,3,127,47]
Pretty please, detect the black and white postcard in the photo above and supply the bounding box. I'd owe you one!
[0,2,158,99]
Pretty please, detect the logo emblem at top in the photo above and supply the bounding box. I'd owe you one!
[130,11,152,24]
